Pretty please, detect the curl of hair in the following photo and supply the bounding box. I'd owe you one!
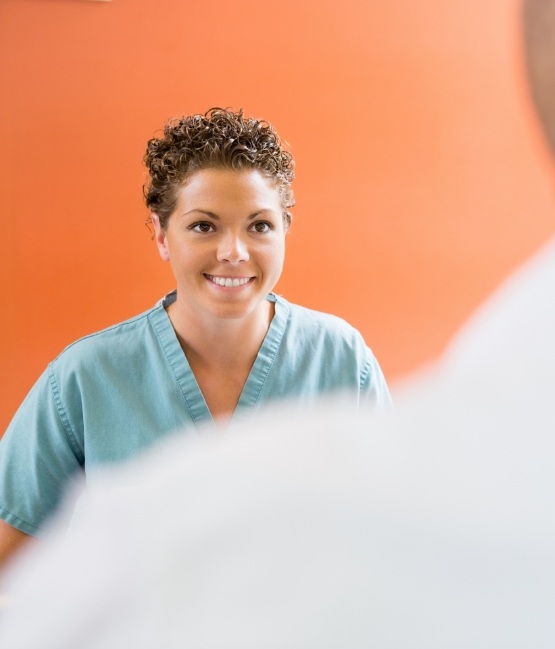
[143,108,295,228]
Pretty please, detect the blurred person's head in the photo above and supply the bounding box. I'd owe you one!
[523,0,555,157]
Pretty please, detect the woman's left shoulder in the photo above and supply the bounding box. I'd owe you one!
[276,295,365,342]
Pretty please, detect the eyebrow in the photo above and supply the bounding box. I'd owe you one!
[182,209,275,220]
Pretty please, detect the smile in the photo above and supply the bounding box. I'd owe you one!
[205,274,252,288]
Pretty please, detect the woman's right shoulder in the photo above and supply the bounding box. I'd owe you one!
[52,301,165,369]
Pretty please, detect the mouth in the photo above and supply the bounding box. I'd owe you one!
[204,274,253,288]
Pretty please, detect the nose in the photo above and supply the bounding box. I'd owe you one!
[216,232,249,264]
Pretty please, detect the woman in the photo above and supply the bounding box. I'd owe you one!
[0,108,391,565]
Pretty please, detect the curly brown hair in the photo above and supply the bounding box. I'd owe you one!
[143,107,295,229]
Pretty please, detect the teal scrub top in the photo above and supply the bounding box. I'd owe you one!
[0,293,391,536]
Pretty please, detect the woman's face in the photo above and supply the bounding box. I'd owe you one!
[152,168,288,325]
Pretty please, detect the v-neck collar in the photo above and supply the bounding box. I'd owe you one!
[149,292,289,428]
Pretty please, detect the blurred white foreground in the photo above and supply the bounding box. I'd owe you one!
[0,239,555,648]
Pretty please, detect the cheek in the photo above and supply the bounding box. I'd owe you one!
[265,240,286,272]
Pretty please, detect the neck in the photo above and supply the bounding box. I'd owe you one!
[166,297,274,369]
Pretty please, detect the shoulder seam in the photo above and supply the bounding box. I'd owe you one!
[48,364,85,465]
[56,308,157,359]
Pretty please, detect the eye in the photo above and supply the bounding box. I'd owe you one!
[250,221,272,234]
[190,221,215,233]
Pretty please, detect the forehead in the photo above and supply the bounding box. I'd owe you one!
[176,168,282,211]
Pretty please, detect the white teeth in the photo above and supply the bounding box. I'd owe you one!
[208,275,250,287]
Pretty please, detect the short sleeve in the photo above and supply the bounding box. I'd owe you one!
[360,349,393,409]
[0,366,85,537]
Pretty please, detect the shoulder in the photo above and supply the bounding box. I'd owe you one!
[268,295,391,405]
[276,295,366,345]
[273,295,374,369]
[52,302,165,372]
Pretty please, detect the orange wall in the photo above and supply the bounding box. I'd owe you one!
[1,0,555,433]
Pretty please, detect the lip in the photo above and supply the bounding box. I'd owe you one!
[204,274,254,288]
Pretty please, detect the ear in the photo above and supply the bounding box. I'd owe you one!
[284,211,293,233]
[150,213,170,262]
